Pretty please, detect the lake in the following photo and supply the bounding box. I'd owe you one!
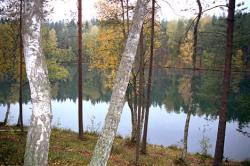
[0,68,250,161]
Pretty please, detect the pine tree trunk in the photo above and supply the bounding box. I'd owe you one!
[3,103,10,125]
[126,0,129,31]
[141,0,155,154]
[23,1,52,165]
[213,0,235,165]
[131,72,138,143]
[89,0,146,165]
[120,0,126,37]
[77,0,83,140]
[18,0,24,132]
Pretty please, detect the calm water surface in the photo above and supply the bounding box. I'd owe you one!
[0,69,250,160]
[0,101,249,160]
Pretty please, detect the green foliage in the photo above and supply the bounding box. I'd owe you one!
[174,157,188,166]
[168,144,179,150]
[0,131,26,165]
[0,22,20,81]
[166,19,188,66]
[163,13,250,69]
[41,25,74,81]
[202,51,215,68]
[87,23,124,88]
[47,61,69,81]
[196,72,221,115]
[0,21,74,84]
[233,49,245,70]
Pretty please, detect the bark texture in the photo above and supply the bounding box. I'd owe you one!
[18,0,24,132]
[141,0,155,154]
[192,0,202,69]
[213,0,235,165]
[135,28,144,164]
[4,103,10,125]
[120,0,126,37]
[126,0,129,31]
[181,105,192,160]
[78,0,83,140]
[89,0,146,165]
[23,0,52,165]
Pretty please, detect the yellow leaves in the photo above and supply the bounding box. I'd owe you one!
[48,29,57,50]
[233,49,244,70]
[88,25,124,88]
[179,33,193,65]
[96,0,121,20]
[200,15,212,31]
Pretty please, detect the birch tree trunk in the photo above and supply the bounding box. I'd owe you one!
[135,27,144,164]
[89,0,146,165]
[23,0,52,165]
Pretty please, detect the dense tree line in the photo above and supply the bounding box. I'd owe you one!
[2,13,249,86]
[0,0,250,165]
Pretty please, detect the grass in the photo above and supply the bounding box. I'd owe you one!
[0,127,246,166]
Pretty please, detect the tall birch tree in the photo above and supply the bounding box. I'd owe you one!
[22,0,52,165]
[89,0,146,165]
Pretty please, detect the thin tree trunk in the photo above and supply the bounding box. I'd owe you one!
[181,105,192,160]
[181,72,195,161]
[141,0,155,154]
[192,0,202,70]
[132,72,138,142]
[133,73,138,114]
[126,0,129,31]
[127,86,137,143]
[78,0,83,140]
[3,103,10,125]
[23,0,52,165]
[120,0,126,37]
[135,27,144,164]
[89,0,146,164]
[213,0,235,165]
[18,0,24,132]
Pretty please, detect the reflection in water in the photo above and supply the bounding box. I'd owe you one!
[0,68,250,160]
[178,73,194,160]
[1,101,250,160]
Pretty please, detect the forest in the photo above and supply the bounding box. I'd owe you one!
[0,0,250,166]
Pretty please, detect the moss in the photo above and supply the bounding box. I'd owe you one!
[0,127,244,166]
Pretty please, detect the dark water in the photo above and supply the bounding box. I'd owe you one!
[0,68,250,161]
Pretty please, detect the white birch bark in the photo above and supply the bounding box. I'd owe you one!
[89,0,146,165]
[22,0,52,165]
